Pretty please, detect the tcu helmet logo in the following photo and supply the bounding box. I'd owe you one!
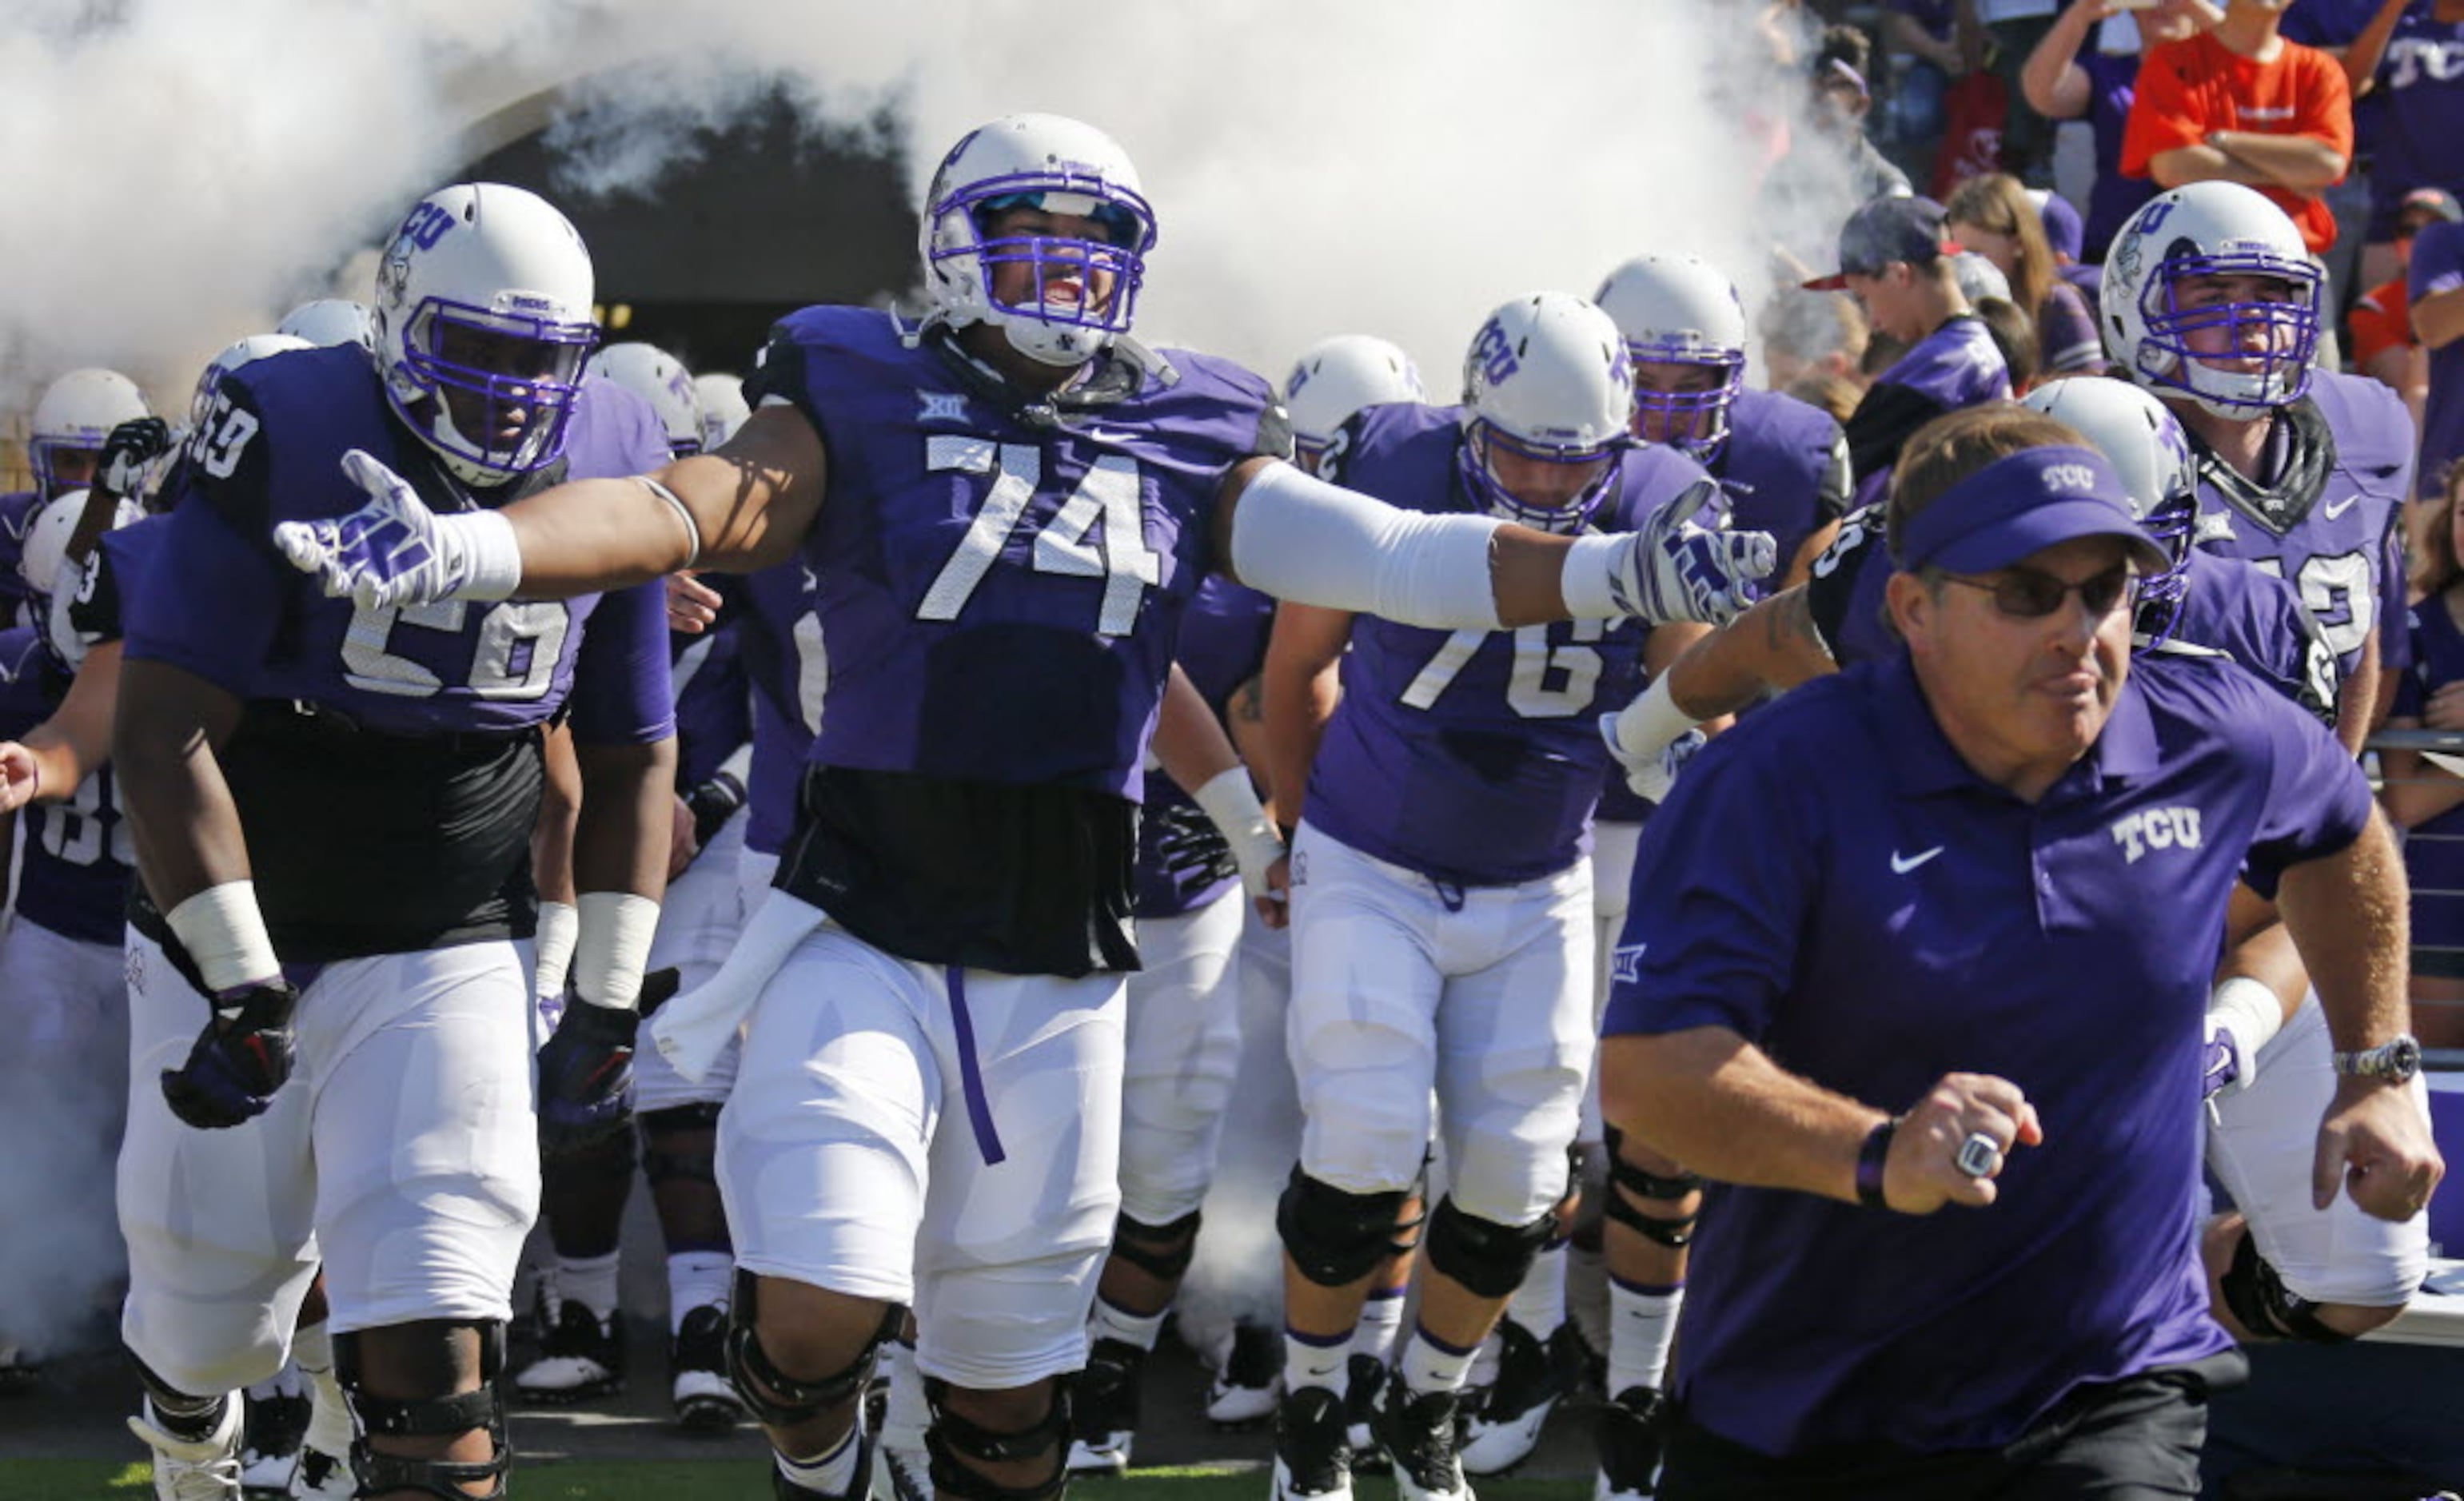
[2111,806,2202,864]
[1469,317,1520,387]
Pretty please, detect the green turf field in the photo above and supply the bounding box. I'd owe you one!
[0,1462,1594,1501]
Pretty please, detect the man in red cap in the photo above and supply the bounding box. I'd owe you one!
[1804,195,2014,496]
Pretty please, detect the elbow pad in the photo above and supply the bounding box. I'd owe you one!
[1229,462,1503,631]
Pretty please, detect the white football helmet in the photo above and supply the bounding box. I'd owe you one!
[28,369,152,501]
[22,489,142,671]
[277,297,376,352]
[189,333,313,432]
[2023,376,2199,638]
[1282,335,1425,473]
[370,183,600,486]
[1457,293,1634,532]
[586,341,703,459]
[694,373,749,450]
[2102,181,2320,418]
[920,113,1156,368]
[1594,253,1748,458]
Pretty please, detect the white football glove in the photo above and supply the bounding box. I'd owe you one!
[273,449,523,610]
[1613,480,1775,627]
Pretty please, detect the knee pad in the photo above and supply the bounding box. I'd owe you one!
[334,1322,509,1501]
[1110,1208,1201,1282]
[2219,1228,2354,1344]
[640,1103,723,1186]
[923,1375,1072,1501]
[724,1269,900,1429]
[1422,1196,1556,1300]
[1278,1169,1415,1288]
[1601,1125,1702,1251]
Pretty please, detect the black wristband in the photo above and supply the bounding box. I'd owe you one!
[1856,1118,1896,1208]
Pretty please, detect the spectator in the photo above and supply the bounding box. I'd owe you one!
[1599,406,2439,1499]
[2410,210,2464,502]
[1760,290,1872,392]
[2349,186,2462,427]
[1973,293,2045,393]
[2027,186,2107,320]
[1973,0,2071,185]
[1764,26,1920,277]
[1881,1,1975,159]
[2343,0,2464,296]
[1801,194,2013,488]
[1946,171,2108,373]
[2022,1,2221,261]
[2121,0,2357,260]
[1784,369,1866,422]
[2384,457,2464,1051]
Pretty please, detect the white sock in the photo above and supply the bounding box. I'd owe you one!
[778,1425,863,1495]
[1352,1288,1406,1366]
[1608,1279,1683,1396]
[667,1252,734,1333]
[558,1251,622,1323]
[1089,1297,1167,1353]
[1283,1328,1350,1394]
[882,1338,930,1451]
[1397,1325,1478,1395]
[1506,1240,1569,1339]
[289,1322,355,1458]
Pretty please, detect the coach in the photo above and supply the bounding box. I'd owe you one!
[1599,406,2442,1499]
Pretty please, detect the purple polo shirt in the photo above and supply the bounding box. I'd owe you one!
[1604,649,2371,1457]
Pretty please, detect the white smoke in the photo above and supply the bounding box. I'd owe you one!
[0,0,1840,1352]
[1,0,1817,412]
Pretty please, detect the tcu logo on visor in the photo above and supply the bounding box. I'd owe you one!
[2110,806,2203,864]
[1469,317,1520,385]
[2042,463,2099,495]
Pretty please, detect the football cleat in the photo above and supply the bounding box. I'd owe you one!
[237,1377,309,1495]
[513,1284,626,1403]
[129,1396,245,1501]
[1063,1337,1143,1475]
[1342,1354,1390,1475]
[1377,1384,1473,1501]
[1203,1318,1280,1427]
[1593,1384,1671,1501]
[1460,1319,1586,1475]
[869,1435,931,1501]
[1272,1384,1354,1501]
[671,1304,744,1433]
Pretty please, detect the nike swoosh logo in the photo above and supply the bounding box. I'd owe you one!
[1078,427,1138,444]
[1891,847,1944,874]
[2323,494,2361,520]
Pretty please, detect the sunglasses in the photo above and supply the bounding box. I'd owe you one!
[1941,563,2135,619]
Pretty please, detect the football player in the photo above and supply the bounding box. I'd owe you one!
[110,182,679,1501]
[2,368,153,627]
[276,298,377,354]
[272,116,1774,1501]
[1261,294,1728,1501]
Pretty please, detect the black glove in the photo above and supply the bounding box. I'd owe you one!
[99,417,176,499]
[160,981,299,1129]
[683,770,747,850]
[536,968,680,1156]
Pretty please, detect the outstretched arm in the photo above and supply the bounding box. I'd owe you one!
[0,640,122,814]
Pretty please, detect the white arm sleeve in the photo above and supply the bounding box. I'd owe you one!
[1227,461,1504,631]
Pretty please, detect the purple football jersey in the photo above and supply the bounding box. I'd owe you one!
[2395,596,2464,963]
[1804,504,1897,671]
[2149,549,2340,725]
[669,615,750,791]
[1302,404,1699,886]
[130,347,676,743]
[0,626,133,946]
[1134,575,1275,918]
[732,558,823,860]
[1714,387,1854,584]
[0,491,37,626]
[1844,314,2011,486]
[2189,371,2414,686]
[754,307,1280,802]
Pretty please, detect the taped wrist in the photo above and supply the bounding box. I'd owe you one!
[574,890,660,1012]
[165,882,283,994]
[1607,674,1704,766]
[2205,976,2283,1095]
[448,508,524,602]
[532,901,578,1000]
[1190,767,1282,896]
[1560,532,1635,619]
[1229,460,1503,630]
